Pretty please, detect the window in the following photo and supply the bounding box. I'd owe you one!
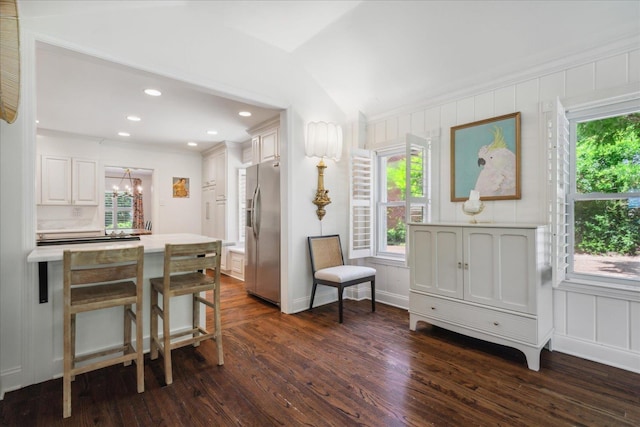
[238,168,246,243]
[568,109,640,284]
[105,192,133,230]
[377,150,407,257]
[349,134,430,260]
[550,98,640,287]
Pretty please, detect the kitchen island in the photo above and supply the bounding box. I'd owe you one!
[25,234,230,386]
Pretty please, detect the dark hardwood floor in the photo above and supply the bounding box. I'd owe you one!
[2,275,639,426]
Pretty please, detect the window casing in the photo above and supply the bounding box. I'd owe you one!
[562,102,640,287]
[105,192,133,230]
[238,168,246,243]
[376,149,407,258]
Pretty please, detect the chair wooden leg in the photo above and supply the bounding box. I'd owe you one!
[163,293,173,385]
[192,293,200,348]
[63,309,72,418]
[371,279,376,313]
[309,283,318,310]
[123,304,132,366]
[214,285,224,365]
[338,286,344,323]
[150,288,158,360]
[135,297,144,394]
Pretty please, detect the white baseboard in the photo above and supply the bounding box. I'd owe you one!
[552,334,640,374]
[1,366,23,400]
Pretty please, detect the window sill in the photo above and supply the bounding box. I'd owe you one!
[366,256,407,268]
[557,278,640,302]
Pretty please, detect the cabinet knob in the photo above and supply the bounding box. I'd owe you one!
[457,262,462,269]
[431,306,436,310]
[464,263,469,270]
[493,321,500,326]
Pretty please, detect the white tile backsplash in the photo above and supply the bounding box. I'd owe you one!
[36,205,101,231]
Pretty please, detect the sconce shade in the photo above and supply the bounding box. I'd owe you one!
[306,122,343,162]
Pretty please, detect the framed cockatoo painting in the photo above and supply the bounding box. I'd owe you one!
[450,112,521,201]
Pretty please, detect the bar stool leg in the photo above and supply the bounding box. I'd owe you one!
[150,288,158,360]
[163,294,173,385]
[123,303,132,366]
[63,310,72,418]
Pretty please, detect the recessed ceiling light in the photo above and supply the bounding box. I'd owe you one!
[239,111,252,117]
[144,88,162,97]
[118,132,130,137]
[127,115,141,122]
[187,142,198,147]
[207,130,218,135]
[35,119,40,124]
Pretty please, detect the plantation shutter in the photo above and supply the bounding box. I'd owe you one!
[546,97,569,286]
[405,134,431,224]
[349,148,374,259]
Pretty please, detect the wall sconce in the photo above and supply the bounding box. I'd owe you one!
[305,122,343,221]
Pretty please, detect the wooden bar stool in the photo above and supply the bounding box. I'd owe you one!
[149,241,223,385]
[63,245,144,418]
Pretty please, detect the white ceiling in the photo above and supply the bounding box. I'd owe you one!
[25,1,640,153]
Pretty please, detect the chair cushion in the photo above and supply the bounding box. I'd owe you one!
[315,265,376,283]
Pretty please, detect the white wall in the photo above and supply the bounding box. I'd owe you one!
[0,9,345,397]
[363,45,640,373]
[37,130,202,235]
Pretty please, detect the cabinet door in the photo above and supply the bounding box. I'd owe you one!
[72,158,98,205]
[463,227,535,314]
[41,155,71,205]
[201,186,215,237]
[409,225,463,298]
[214,199,226,240]
[251,136,261,165]
[260,128,279,162]
[214,200,227,270]
[202,155,215,186]
[214,152,226,200]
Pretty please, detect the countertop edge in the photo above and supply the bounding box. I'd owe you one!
[27,234,233,263]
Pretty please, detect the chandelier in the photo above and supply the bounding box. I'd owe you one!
[112,168,142,198]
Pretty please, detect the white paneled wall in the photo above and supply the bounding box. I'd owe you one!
[362,47,640,373]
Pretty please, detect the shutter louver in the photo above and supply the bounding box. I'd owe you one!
[349,148,374,258]
[547,98,569,286]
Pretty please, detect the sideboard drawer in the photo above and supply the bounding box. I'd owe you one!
[410,292,538,344]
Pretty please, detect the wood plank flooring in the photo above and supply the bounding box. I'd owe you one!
[1,275,639,426]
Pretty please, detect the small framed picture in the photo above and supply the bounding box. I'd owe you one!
[450,112,521,201]
[172,177,190,198]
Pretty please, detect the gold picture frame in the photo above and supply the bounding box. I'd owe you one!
[172,177,190,198]
[450,112,521,202]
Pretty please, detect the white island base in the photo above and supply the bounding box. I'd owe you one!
[23,234,229,388]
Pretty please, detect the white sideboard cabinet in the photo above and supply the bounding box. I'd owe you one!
[408,223,553,371]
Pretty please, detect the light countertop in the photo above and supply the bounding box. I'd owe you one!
[27,233,233,263]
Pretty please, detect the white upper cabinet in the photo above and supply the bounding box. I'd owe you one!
[213,151,226,200]
[72,158,99,205]
[248,116,280,165]
[202,154,216,186]
[40,155,98,205]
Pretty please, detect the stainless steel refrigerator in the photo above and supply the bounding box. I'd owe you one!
[245,160,280,305]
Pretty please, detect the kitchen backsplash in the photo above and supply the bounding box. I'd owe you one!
[37,205,101,231]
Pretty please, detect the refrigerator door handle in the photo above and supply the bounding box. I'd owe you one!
[250,186,257,237]
[252,184,262,238]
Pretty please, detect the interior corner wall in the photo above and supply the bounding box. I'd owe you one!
[364,46,640,373]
